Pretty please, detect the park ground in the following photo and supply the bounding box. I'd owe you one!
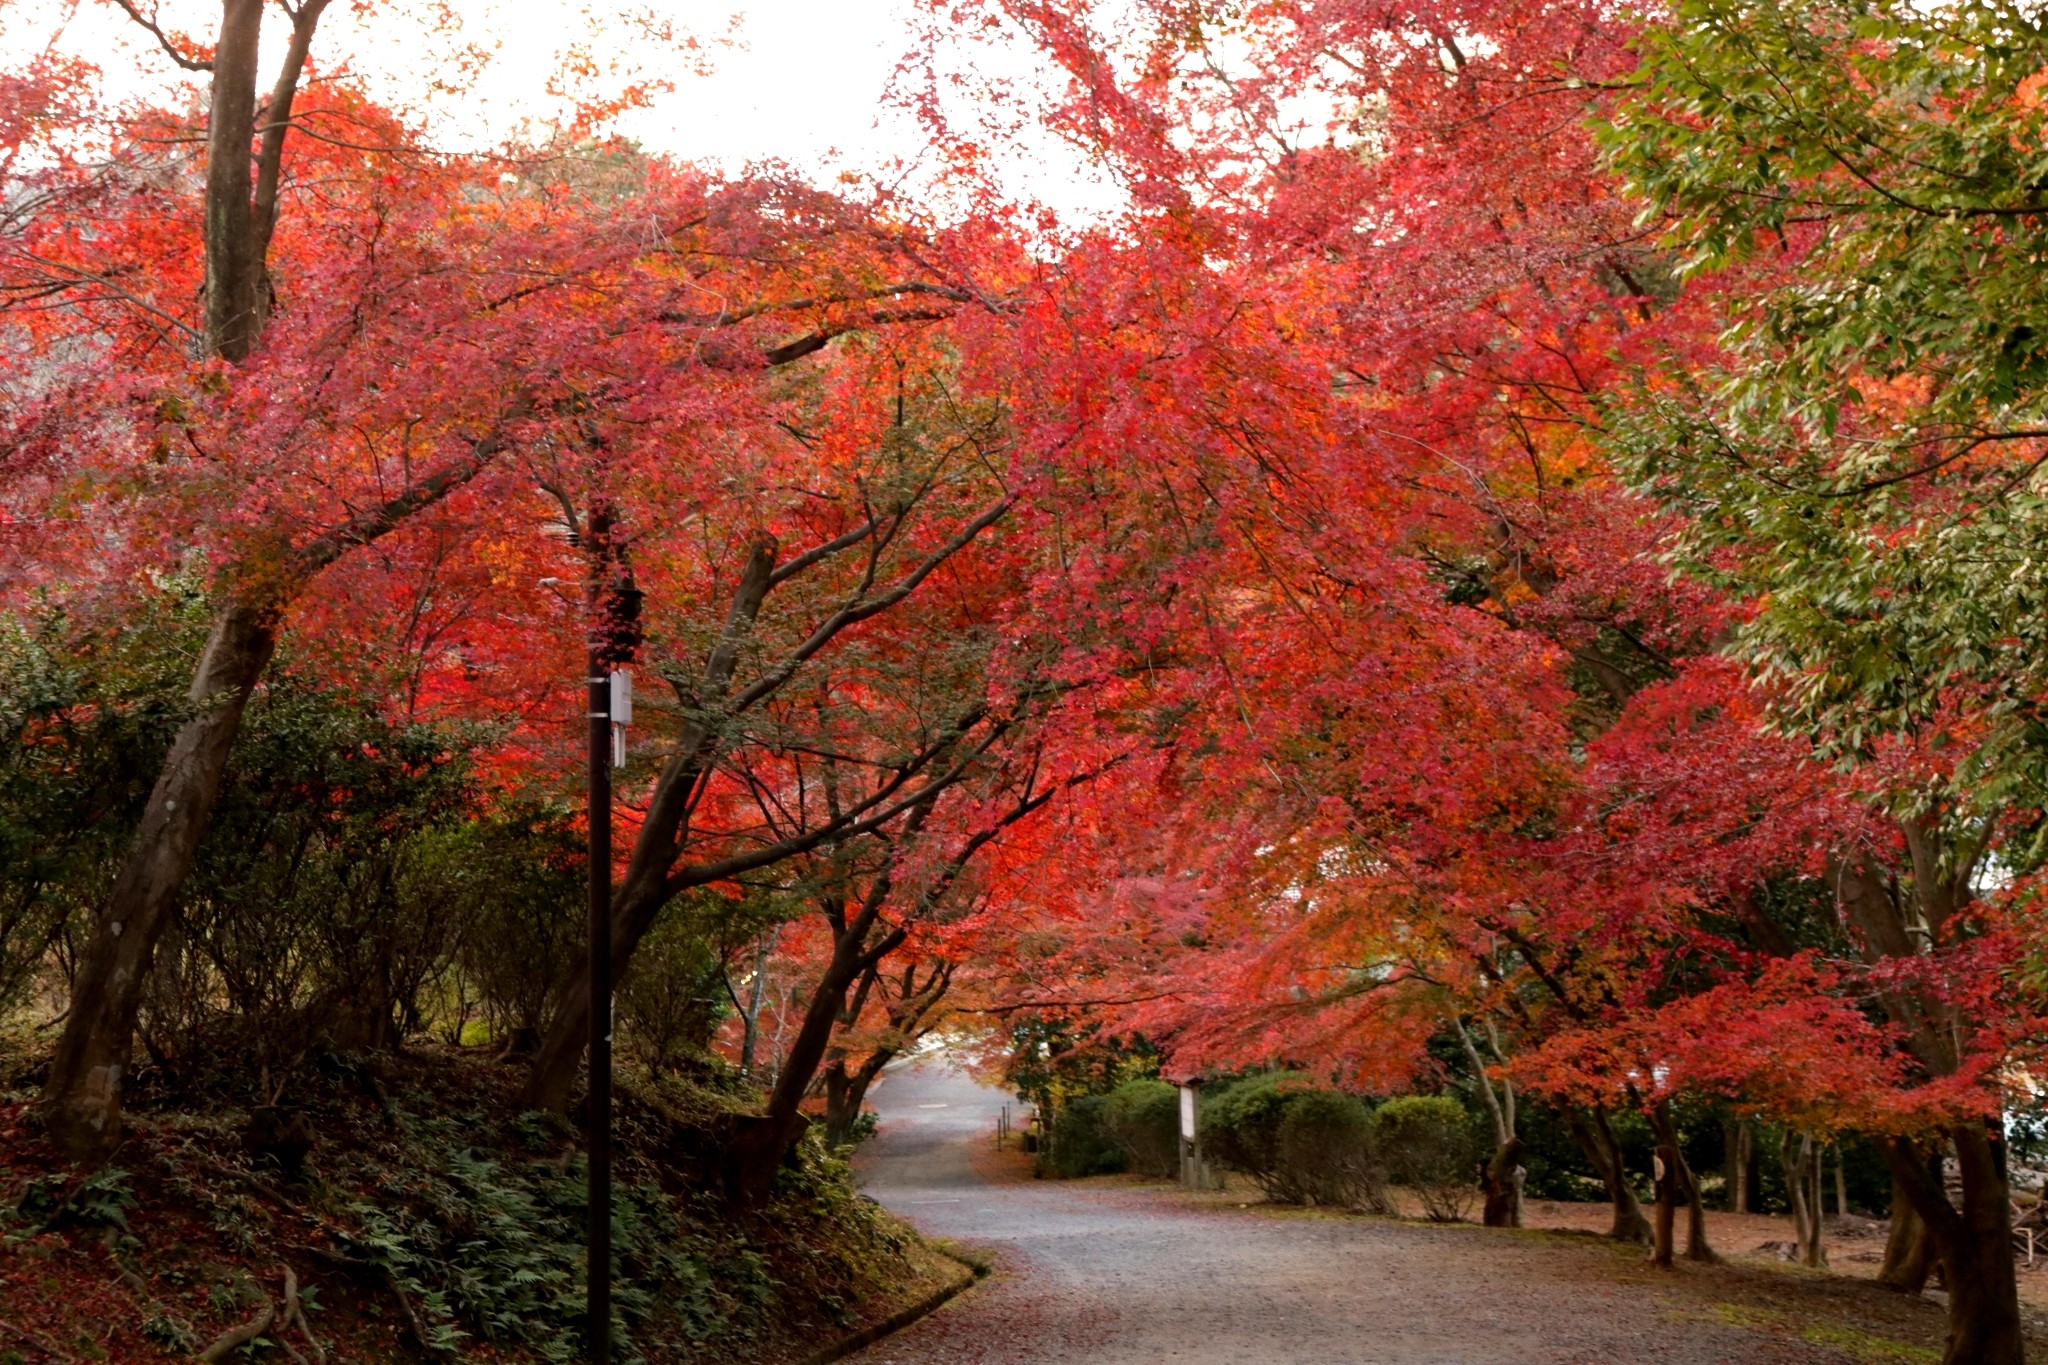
[852,1059,2048,1365]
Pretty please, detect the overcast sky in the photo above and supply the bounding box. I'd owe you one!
[6,0,1123,219]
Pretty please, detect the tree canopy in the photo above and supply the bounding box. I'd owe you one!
[7,1,2048,1361]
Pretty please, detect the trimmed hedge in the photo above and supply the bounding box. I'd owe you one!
[1101,1078,1181,1178]
[1279,1088,1387,1210]
[1044,1093,1128,1177]
[1198,1073,1386,1207]
[1374,1095,1477,1222]
[1197,1072,1304,1197]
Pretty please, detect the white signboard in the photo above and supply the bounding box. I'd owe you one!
[1180,1084,1197,1140]
[609,670,632,768]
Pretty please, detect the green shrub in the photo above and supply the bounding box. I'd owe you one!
[1374,1095,1478,1222]
[1277,1090,1388,1210]
[1197,1072,1309,1198]
[11,1167,138,1232]
[1044,1094,1128,1177]
[1101,1079,1180,1178]
[837,1110,880,1148]
[1198,1073,1383,1206]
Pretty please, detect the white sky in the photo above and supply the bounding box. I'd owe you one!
[5,0,1124,220]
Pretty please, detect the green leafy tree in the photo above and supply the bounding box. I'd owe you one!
[1606,0,2048,815]
[1602,4,2048,1357]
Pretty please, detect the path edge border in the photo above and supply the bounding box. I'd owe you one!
[800,1250,982,1365]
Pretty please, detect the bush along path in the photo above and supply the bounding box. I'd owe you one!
[853,1058,2034,1365]
[0,1044,960,1364]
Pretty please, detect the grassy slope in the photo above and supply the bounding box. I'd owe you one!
[0,1043,943,1363]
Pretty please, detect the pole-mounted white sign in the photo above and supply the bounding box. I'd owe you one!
[609,670,632,768]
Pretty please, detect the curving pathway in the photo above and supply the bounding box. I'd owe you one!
[849,1057,1888,1364]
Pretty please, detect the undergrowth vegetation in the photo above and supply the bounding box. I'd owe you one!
[0,1036,933,1363]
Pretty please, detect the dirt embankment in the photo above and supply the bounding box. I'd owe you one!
[0,1045,947,1364]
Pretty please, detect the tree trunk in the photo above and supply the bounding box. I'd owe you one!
[1808,1136,1828,1265]
[1781,1127,1802,1250]
[1568,1105,1651,1245]
[1779,1129,1826,1267]
[724,946,864,1200]
[1832,836,2020,1363]
[1646,1102,1717,1263]
[1880,1126,2024,1365]
[523,541,782,1115]
[1728,1119,1753,1214]
[1651,1143,1678,1268]
[1879,1161,1934,1294]
[1943,1231,2027,1365]
[1684,1155,1716,1261]
[738,928,777,1077]
[39,0,286,1164]
[41,603,279,1159]
[822,1060,857,1146]
[822,1048,894,1147]
[520,537,1019,1120]
[1455,1015,1520,1226]
[1481,1137,1524,1228]
[201,0,268,361]
[522,872,671,1113]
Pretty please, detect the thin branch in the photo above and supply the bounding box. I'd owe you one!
[109,0,213,70]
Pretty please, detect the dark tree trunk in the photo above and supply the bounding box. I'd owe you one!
[822,1061,857,1145]
[1831,830,2020,1363]
[1568,1106,1652,1245]
[1648,1101,1717,1263]
[1727,1118,1755,1214]
[1481,1137,1524,1228]
[37,0,373,1165]
[1936,1127,2022,1365]
[822,1050,894,1147]
[520,508,1026,1120]
[1880,1128,2022,1365]
[198,0,330,357]
[40,424,504,1159]
[40,0,283,1165]
[41,604,279,1158]
[497,1025,541,1061]
[822,960,947,1147]
[1878,1162,1934,1294]
[823,1039,905,1146]
[1942,1211,2025,1365]
[522,541,781,1116]
[724,946,865,1200]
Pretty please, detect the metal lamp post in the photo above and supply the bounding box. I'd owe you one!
[585,640,613,1364]
[584,507,640,1365]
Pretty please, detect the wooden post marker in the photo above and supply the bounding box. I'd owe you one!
[1651,1145,1678,1268]
[1179,1082,1216,1190]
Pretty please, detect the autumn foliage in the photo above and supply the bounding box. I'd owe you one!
[6,0,2048,1361]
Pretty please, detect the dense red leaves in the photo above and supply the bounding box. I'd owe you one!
[8,0,2039,1159]
[898,0,2044,1146]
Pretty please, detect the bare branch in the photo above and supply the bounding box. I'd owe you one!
[253,0,335,263]
[108,0,213,71]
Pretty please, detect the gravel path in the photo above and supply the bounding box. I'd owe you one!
[849,1059,1922,1364]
